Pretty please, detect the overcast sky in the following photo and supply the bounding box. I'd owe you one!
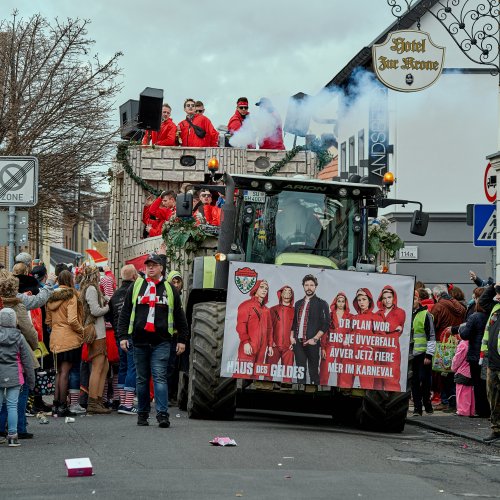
[2,0,396,133]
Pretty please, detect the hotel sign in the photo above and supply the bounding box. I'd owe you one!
[372,30,445,92]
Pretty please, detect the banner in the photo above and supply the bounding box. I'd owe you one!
[220,262,415,392]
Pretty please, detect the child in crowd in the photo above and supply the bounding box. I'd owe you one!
[451,338,475,417]
[0,308,35,447]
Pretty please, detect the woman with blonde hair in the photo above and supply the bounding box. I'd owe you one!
[79,266,111,414]
[46,270,84,416]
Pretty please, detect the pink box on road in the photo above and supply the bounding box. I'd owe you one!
[65,458,93,477]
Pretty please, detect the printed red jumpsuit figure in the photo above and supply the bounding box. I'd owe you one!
[320,292,353,387]
[268,286,295,383]
[375,286,406,391]
[235,280,273,378]
[352,288,380,390]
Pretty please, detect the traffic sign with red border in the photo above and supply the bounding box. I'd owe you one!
[484,162,497,203]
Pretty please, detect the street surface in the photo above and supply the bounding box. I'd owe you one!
[1,408,500,499]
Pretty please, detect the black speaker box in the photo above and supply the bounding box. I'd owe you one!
[138,87,164,131]
[119,99,140,140]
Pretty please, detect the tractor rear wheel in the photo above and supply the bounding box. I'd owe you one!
[187,302,237,419]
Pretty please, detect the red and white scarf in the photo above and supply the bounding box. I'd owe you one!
[140,278,161,332]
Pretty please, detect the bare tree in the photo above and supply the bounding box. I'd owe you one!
[0,11,122,240]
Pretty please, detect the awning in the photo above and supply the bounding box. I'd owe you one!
[50,246,84,267]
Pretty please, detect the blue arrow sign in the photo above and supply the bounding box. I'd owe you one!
[474,204,496,247]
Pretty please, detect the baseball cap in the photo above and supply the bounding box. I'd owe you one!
[32,265,48,280]
[144,253,163,266]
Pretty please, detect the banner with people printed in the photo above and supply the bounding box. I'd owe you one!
[220,262,415,392]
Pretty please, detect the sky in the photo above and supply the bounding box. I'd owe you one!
[0,0,396,138]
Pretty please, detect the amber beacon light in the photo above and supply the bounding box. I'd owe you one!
[208,157,219,171]
[383,171,395,186]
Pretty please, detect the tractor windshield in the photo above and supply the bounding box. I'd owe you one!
[236,190,359,269]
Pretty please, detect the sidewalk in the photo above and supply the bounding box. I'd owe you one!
[405,408,499,446]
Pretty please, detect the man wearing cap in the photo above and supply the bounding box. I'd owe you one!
[255,97,285,150]
[118,253,188,428]
[227,97,256,149]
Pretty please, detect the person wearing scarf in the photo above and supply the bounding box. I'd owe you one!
[118,254,188,429]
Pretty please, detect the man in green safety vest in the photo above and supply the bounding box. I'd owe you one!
[411,289,436,417]
[118,253,189,428]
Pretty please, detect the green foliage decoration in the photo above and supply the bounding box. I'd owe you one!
[116,142,162,196]
[368,217,405,258]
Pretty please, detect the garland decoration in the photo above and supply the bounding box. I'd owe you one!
[161,216,212,269]
[116,142,162,196]
[368,217,405,258]
[263,145,305,176]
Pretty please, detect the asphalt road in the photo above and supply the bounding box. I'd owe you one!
[2,408,500,499]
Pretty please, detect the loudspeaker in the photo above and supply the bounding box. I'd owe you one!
[119,99,140,140]
[138,87,163,131]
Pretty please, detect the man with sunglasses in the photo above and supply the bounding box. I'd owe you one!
[194,189,220,226]
[195,101,205,115]
[227,97,256,149]
[177,98,219,147]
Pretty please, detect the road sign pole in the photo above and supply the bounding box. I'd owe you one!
[8,205,15,270]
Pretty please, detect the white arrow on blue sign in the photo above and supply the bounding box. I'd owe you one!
[474,204,496,247]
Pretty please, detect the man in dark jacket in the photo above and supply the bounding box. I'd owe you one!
[109,264,138,415]
[290,275,329,385]
[118,254,188,428]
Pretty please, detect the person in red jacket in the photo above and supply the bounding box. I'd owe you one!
[177,98,219,147]
[227,97,256,149]
[374,286,407,392]
[320,292,353,387]
[141,104,177,146]
[352,288,380,390]
[236,280,273,378]
[255,97,285,150]
[268,286,295,382]
[147,191,176,237]
[194,189,220,226]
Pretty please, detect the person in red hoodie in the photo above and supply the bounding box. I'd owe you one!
[177,98,219,147]
[268,286,295,383]
[235,280,273,378]
[142,104,177,146]
[352,288,380,390]
[227,97,256,149]
[255,97,285,150]
[194,189,220,226]
[147,191,177,237]
[320,292,353,387]
[374,286,407,392]
[417,287,435,312]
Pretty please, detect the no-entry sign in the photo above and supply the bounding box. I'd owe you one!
[484,162,497,203]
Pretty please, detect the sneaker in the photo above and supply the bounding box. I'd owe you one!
[25,408,37,418]
[68,404,87,415]
[18,432,34,439]
[0,436,6,444]
[424,403,434,414]
[8,435,20,447]
[57,405,76,418]
[157,412,170,428]
[137,413,149,426]
[117,405,138,415]
[484,432,500,444]
[412,409,422,417]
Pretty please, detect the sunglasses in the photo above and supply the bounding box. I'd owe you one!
[238,106,248,110]
[200,193,212,198]
[195,109,205,113]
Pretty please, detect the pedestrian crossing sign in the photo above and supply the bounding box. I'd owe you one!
[473,204,496,247]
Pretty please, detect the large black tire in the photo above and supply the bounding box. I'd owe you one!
[187,302,237,419]
[357,389,410,433]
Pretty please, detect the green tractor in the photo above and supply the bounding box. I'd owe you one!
[180,172,427,433]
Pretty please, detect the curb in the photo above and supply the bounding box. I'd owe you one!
[406,418,499,446]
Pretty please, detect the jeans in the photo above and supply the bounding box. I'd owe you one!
[0,385,21,435]
[134,342,171,414]
[118,340,136,392]
[293,342,320,385]
[69,363,81,391]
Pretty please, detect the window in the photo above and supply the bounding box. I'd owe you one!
[349,136,355,167]
[358,129,365,162]
[340,142,346,173]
